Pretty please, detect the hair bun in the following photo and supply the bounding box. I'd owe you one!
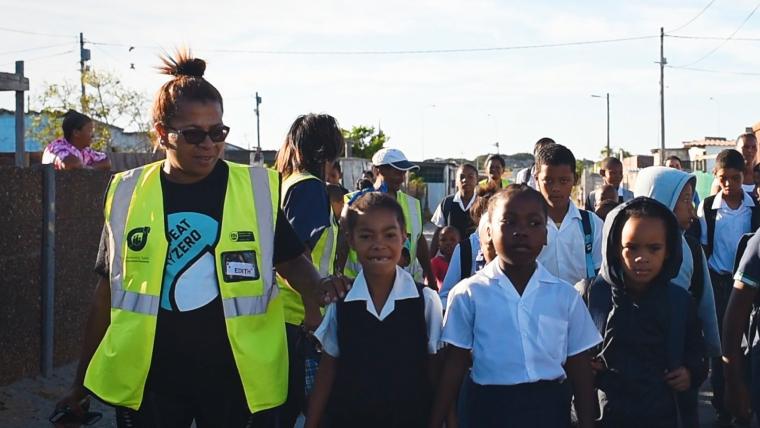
[174,58,205,78]
[158,49,206,78]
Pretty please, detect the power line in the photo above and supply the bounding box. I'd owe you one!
[667,34,760,41]
[0,26,72,39]
[0,50,74,67]
[85,34,658,56]
[0,42,75,57]
[667,0,717,33]
[667,64,760,76]
[676,1,760,67]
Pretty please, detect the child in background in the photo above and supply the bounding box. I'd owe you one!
[593,184,620,221]
[594,199,619,221]
[431,185,601,428]
[438,185,499,308]
[534,143,604,289]
[326,183,348,222]
[307,192,443,428]
[585,157,634,211]
[698,148,760,423]
[592,198,706,428]
[431,226,460,289]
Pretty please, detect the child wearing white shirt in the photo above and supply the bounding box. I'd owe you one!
[533,143,604,290]
[307,192,443,428]
[430,185,601,428]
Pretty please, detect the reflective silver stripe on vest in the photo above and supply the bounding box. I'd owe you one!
[107,165,160,315]
[222,278,279,318]
[221,166,278,318]
[405,193,422,242]
[318,221,336,276]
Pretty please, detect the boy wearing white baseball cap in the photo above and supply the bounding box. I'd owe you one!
[342,148,436,287]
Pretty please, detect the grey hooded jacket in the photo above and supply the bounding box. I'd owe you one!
[633,166,720,357]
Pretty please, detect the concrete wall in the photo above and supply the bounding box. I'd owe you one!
[0,167,110,384]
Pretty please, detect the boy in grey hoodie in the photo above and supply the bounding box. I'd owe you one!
[632,166,720,357]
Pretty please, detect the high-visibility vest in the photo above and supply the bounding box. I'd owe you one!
[276,171,337,326]
[84,160,287,413]
[478,177,510,188]
[343,190,423,281]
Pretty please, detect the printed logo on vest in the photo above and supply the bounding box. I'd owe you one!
[230,231,255,242]
[127,227,151,251]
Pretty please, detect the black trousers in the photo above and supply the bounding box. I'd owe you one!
[278,323,307,428]
[468,379,571,428]
[114,390,279,428]
[710,269,733,417]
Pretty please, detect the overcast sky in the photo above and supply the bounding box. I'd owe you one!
[2,0,760,161]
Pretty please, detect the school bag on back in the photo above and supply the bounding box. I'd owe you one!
[702,194,760,257]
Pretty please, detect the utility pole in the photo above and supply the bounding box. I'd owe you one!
[79,32,90,112]
[659,27,666,165]
[254,92,262,163]
[605,92,610,156]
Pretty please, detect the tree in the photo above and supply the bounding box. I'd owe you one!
[28,68,151,151]
[342,125,387,159]
[599,147,632,159]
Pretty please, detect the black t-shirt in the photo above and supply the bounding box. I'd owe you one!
[93,161,304,394]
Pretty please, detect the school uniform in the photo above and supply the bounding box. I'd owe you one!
[314,265,443,428]
[443,260,602,427]
[431,191,478,240]
[538,201,603,288]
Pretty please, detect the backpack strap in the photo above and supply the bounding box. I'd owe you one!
[460,238,473,280]
[579,209,597,279]
[684,234,705,302]
[703,195,717,258]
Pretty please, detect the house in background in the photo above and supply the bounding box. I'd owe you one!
[650,137,734,174]
[0,108,151,153]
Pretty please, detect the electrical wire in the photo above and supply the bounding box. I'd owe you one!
[667,34,760,41]
[0,50,74,67]
[0,26,72,39]
[666,64,760,76]
[0,42,76,56]
[667,0,717,33]
[675,1,760,67]
[85,34,657,56]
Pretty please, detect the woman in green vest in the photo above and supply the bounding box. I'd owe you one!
[54,50,348,428]
[274,114,343,427]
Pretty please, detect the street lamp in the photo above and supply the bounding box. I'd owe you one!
[591,93,610,157]
[487,113,500,154]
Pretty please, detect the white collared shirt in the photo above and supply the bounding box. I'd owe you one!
[431,192,477,227]
[698,191,755,274]
[442,260,601,385]
[537,201,603,288]
[314,266,443,357]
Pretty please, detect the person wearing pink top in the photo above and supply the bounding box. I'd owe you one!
[42,110,111,171]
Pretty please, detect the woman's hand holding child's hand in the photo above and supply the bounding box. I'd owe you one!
[664,367,690,392]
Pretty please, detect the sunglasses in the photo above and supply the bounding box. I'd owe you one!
[167,125,230,145]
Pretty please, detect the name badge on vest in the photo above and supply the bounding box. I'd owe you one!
[222,251,260,282]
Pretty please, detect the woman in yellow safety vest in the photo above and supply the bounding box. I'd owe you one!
[274,114,343,427]
[54,50,347,428]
